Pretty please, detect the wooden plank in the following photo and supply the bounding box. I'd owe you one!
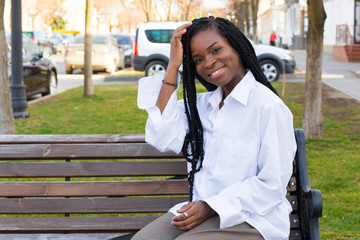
[0,134,146,144]
[289,230,302,239]
[0,143,182,160]
[0,233,124,240]
[290,214,300,229]
[0,216,157,233]
[287,195,298,211]
[0,197,188,214]
[0,215,302,233]
[0,161,187,178]
[0,180,190,197]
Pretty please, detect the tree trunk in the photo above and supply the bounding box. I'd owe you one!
[244,0,250,37]
[0,0,16,134]
[251,0,259,41]
[84,0,94,97]
[302,0,326,138]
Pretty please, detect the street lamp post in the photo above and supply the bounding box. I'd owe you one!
[11,0,29,118]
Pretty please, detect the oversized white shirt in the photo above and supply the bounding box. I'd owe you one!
[137,70,297,240]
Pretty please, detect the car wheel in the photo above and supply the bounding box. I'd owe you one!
[42,71,57,96]
[260,59,280,82]
[145,60,167,76]
[66,65,73,74]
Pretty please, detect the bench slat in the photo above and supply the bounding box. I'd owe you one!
[0,216,301,233]
[0,162,187,177]
[0,143,181,160]
[0,134,146,144]
[0,196,297,214]
[0,180,189,197]
[0,216,157,233]
[0,197,188,214]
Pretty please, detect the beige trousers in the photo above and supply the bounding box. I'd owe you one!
[131,212,264,240]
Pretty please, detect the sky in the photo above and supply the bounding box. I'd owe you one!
[202,0,226,9]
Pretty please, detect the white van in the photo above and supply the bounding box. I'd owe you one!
[133,21,296,81]
[133,21,188,76]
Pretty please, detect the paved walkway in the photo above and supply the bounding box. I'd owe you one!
[289,50,360,103]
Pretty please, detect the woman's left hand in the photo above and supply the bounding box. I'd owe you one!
[171,201,217,231]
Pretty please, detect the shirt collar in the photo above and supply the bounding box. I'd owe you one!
[207,70,255,108]
[228,70,255,106]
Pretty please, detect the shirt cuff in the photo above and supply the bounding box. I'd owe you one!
[204,194,247,229]
[137,73,180,110]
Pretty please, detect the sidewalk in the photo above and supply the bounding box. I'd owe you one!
[289,50,360,103]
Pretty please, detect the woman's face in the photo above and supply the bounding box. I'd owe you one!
[190,28,246,96]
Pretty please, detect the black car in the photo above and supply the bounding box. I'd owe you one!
[6,33,58,98]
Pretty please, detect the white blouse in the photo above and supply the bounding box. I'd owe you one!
[137,70,297,240]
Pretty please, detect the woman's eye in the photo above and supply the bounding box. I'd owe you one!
[213,47,221,54]
[194,58,203,64]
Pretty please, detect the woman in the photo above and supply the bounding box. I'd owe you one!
[135,17,296,240]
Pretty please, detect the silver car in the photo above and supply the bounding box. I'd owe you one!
[64,34,125,74]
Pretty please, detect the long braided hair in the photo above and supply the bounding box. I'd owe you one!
[180,17,278,201]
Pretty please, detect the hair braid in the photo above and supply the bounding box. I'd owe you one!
[180,16,278,202]
[181,27,204,202]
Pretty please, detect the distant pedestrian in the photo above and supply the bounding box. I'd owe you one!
[270,31,277,46]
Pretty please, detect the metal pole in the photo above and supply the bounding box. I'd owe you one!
[11,0,29,118]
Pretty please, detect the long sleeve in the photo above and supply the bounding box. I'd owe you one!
[137,74,187,154]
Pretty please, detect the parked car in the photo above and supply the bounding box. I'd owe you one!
[133,21,188,76]
[249,39,296,82]
[47,31,65,54]
[133,21,296,81]
[112,33,133,67]
[62,33,75,49]
[23,30,55,55]
[64,34,125,74]
[6,33,58,98]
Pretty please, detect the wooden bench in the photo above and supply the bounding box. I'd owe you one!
[0,129,322,240]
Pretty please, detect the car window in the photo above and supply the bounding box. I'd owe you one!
[93,36,108,44]
[116,36,131,45]
[22,36,40,56]
[145,29,174,43]
[72,35,108,44]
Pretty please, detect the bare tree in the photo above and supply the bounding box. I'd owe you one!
[243,0,250,37]
[22,0,64,30]
[155,0,173,21]
[228,0,245,32]
[139,0,153,21]
[302,0,327,138]
[84,0,94,97]
[174,0,201,20]
[0,0,16,134]
[250,0,259,41]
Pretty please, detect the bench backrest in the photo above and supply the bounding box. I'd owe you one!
[0,133,301,239]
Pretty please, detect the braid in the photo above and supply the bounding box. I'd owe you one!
[181,25,204,202]
[180,17,278,202]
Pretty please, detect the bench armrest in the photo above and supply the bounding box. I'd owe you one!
[295,129,323,240]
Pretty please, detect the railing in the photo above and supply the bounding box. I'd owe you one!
[336,24,353,46]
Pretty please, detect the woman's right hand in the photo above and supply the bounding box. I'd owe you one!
[167,22,193,72]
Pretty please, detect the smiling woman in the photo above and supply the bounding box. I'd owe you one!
[135,17,296,240]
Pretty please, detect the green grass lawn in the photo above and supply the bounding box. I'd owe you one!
[15,82,360,239]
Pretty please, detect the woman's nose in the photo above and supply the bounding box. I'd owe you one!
[204,56,216,69]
